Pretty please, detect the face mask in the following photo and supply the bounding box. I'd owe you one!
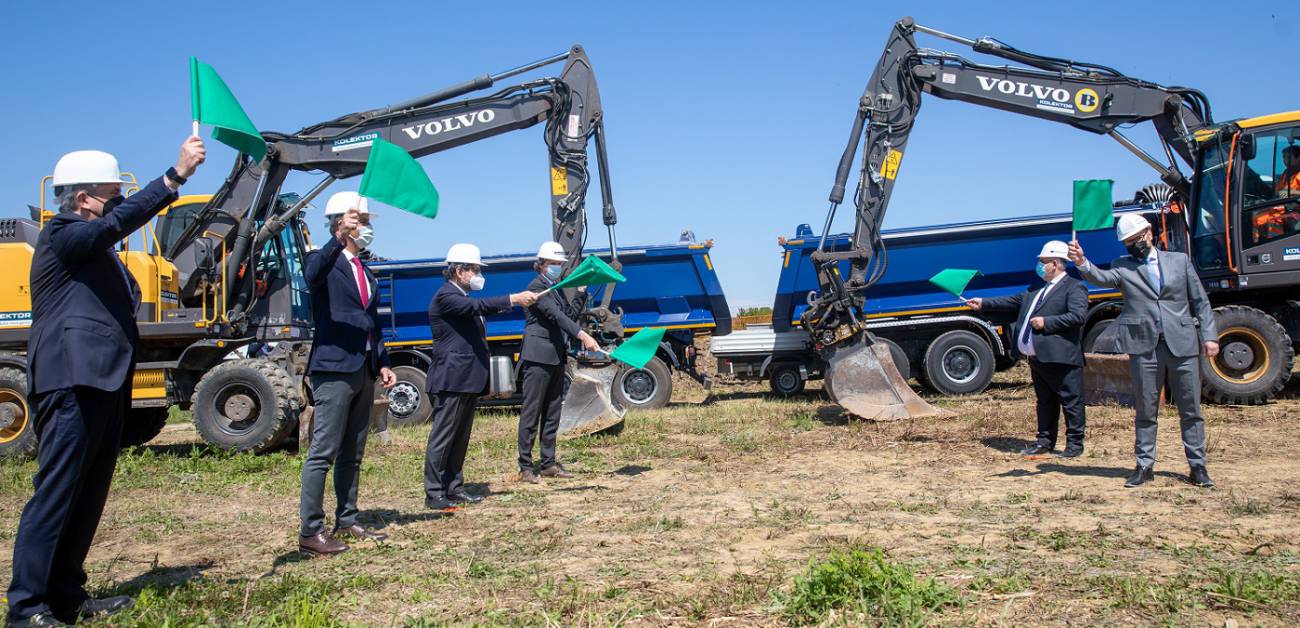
[88,194,124,217]
[1125,239,1151,259]
[352,224,374,248]
[544,265,562,280]
[1034,262,1048,279]
[468,273,486,291]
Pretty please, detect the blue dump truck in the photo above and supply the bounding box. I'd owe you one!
[711,203,1169,397]
[368,238,730,426]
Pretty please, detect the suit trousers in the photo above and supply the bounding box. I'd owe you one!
[424,392,478,499]
[300,363,375,537]
[7,385,125,621]
[1028,359,1086,449]
[1129,338,1207,468]
[517,361,566,471]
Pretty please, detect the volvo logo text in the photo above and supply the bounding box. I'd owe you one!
[400,109,497,140]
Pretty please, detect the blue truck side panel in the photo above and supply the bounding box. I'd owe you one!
[369,242,731,346]
[773,205,1159,331]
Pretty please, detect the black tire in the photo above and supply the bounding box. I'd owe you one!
[921,330,995,395]
[1201,305,1294,405]
[768,363,806,397]
[121,407,168,448]
[385,365,433,427]
[0,366,36,460]
[611,356,673,410]
[1083,319,1117,354]
[191,359,301,452]
[878,337,912,382]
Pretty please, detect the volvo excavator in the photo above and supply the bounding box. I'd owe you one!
[0,45,625,458]
[809,17,1299,420]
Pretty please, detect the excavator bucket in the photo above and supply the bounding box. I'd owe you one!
[559,364,625,439]
[825,339,951,421]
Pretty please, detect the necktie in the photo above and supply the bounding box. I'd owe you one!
[1019,285,1050,347]
[1146,257,1162,292]
[351,257,370,307]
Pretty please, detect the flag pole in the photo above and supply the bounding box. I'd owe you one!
[192,120,199,138]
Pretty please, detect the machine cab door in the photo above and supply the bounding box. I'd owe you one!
[1237,125,1300,277]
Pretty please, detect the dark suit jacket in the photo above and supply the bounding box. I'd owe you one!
[425,282,511,394]
[304,236,391,374]
[981,274,1088,366]
[27,177,177,394]
[520,274,584,366]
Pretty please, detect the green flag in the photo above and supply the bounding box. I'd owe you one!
[929,268,981,299]
[189,56,266,161]
[548,255,626,292]
[609,327,667,369]
[1072,179,1114,232]
[358,138,439,218]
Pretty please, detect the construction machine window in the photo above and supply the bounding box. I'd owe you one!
[1192,142,1230,270]
[155,201,205,256]
[1241,128,1300,247]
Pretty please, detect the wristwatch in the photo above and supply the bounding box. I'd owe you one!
[166,166,188,185]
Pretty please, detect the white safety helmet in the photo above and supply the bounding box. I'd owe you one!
[51,150,126,187]
[1038,240,1070,261]
[323,191,373,216]
[536,241,567,262]
[446,243,487,266]
[1116,214,1151,242]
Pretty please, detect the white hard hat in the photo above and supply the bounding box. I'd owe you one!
[446,243,487,266]
[324,191,372,216]
[51,150,125,187]
[536,241,567,262]
[1116,214,1151,241]
[1038,240,1069,260]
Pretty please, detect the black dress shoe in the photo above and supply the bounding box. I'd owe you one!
[449,490,484,504]
[75,595,133,619]
[7,612,68,627]
[333,524,389,542]
[1020,444,1053,456]
[1189,465,1215,488]
[1124,465,1155,488]
[425,496,457,511]
[299,531,349,556]
[1057,447,1084,458]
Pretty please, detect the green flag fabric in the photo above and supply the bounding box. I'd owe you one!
[548,255,626,292]
[929,268,981,299]
[358,138,440,218]
[1072,179,1115,232]
[189,56,266,161]
[609,327,667,369]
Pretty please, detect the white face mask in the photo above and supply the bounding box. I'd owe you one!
[468,273,486,291]
[352,224,374,248]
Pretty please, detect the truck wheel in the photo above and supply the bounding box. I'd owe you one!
[878,337,912,382]
[768,363,805,397]
[1083,319,1117,354]
[386,365,432,427]
[1201,305,1293,405]
[0,366,36,460]
[120,407,168,449]
[612,357,673,410]
[921,330,995,395]
[192,359,300,453]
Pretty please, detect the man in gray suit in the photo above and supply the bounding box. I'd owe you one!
[1068,214,1220,488]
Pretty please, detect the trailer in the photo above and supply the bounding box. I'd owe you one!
[369,237,731,426]
[712,203,1170,397]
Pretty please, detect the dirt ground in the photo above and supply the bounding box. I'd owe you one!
[2,364,1299,626]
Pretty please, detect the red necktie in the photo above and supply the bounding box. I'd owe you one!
[351,257,370,308]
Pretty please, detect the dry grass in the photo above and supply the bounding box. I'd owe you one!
[1,364,1299,625]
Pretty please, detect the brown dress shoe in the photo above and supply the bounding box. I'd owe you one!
[539,464,574,479]
[299,531,349,556]
[333,524,388,542]
[519,469,541,484]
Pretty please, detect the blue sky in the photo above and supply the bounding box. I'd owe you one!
[2,0,1294,309]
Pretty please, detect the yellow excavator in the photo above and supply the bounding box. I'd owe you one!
[810,17,1298,420]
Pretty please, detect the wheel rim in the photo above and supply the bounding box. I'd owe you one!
[775,370,800,394]
[941,346,979,385]
[387,381,421,418]
[211,382,264,436]
[0,388,28,445]
[1210,326,1270,385]
[620,369,658,405]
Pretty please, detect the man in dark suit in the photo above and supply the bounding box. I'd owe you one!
[424,244,537,510]
[298,192,398,556]
[517,241,602,483]
[8,138,205,627]
[967,240,1089,458]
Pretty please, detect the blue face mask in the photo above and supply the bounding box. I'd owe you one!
[544,265,562,280]
[1035,262,1048,279]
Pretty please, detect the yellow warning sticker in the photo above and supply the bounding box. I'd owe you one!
[882,149,903,180]
[550,167,569,196]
